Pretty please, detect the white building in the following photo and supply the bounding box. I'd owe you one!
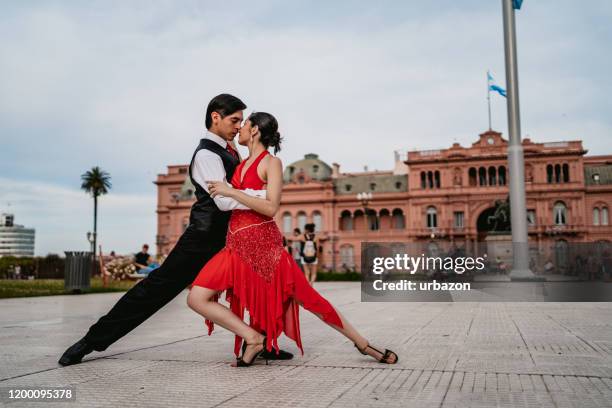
[0,213,35,257]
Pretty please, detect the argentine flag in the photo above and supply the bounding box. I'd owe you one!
[488,71,507,98]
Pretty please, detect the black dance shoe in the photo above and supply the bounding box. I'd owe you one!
[58,338,94,366]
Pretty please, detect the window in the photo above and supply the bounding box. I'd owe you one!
[367,210,379,231]
[179,168,187,174]
[553,202,567,226]
[562,163,570,182]
[345,184,352,192]
[297,212,307,231]
[527,210,536,226]
[313,211,322,232]
[593,208,600,226]
[421,172,427,189]
[340,245,355,268]
[392,209,405,229]
[498,166,507,185]
[547,164,553,183]
[426,206,437,228]
[370,183,376,191]
[469,168,477,186]
[312,165,319,173]
[488,166,497,186]
[340,210,353,231]
[282,212,292,233]
[603,207,609,225]
[434,171,440,188]
[395,181,402,189]
[453,211,464,228]
[478,167,487,186]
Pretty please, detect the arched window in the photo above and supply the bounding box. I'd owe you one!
[367,209,379,231]
[297,211,307,231]
[562,163,570,182]
[469,168,477,186]
[603,207,609,226]
[340,210,353,231]
[427,171,434,188]
[426,206,437,228]
[392,209,405,229]
[488,166,497,186]
[554,164,561,183]
[421,172,427,189]
[354,209,364,230]
[434,171,440,188]
[546,164,553,183]
[593,208,600,226]
[282,212,292,233]
[478,167,487,186]
[340,245,355,268]
[553,202,567,226]
[379,209,390,230]
[312,211,322,232]
[498,166,507,185]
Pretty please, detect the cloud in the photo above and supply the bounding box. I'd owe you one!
[0,177,155,256]
[1,1,611,254]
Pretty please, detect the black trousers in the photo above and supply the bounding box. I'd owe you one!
[84,227,224,351]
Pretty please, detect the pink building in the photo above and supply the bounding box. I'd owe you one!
[155,130,612,271]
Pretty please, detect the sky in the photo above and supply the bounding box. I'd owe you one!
[1,0,611,256]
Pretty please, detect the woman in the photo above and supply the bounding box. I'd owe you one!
[301,223,318,285]
[187,112,398,367]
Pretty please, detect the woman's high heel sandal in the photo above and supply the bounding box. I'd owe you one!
[236,336,267,367]
[354,342,398,364]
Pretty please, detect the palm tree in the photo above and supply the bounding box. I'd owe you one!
[81,166,112,272]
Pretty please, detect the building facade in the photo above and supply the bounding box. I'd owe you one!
[0,213,36,257]
[155,130,612,271]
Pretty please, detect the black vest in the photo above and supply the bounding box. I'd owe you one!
[188,139,240,234]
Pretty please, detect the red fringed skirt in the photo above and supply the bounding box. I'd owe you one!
[191,210,343,356]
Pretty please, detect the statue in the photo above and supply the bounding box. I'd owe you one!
[488,195,511,232]
[453,168,462,186]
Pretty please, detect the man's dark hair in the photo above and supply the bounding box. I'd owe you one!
[304,223,315,233]
[205,94,247,129]
[293,228,301,234]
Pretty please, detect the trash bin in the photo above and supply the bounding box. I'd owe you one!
[64,251,92,293]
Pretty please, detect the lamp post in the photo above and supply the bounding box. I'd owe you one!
[501,0,536,280]
[86,231,96,274]
[357,192,373,273]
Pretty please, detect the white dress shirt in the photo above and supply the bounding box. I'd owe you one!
[192,131,266,211]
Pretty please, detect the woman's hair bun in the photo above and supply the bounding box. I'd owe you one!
[249,112,283,154]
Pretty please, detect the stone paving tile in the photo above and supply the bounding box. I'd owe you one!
[1,283,612,407]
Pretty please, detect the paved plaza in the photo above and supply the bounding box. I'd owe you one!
[1,282,611,407]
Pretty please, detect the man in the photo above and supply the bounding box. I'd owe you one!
[133,244,152,272]
[59,94,293,365]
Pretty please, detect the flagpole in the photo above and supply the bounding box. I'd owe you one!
[501,0,537,280]
[487,72,492,130]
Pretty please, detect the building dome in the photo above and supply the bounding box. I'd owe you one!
[179,176,196,200]
[283,153,332,183]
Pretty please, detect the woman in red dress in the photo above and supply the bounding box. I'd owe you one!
[187,112,398,367]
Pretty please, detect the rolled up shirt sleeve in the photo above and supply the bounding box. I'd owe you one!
[192,150,266,211]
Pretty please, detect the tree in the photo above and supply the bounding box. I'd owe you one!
[80,166,112,273]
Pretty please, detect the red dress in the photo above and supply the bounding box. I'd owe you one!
[191,150,344,356]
